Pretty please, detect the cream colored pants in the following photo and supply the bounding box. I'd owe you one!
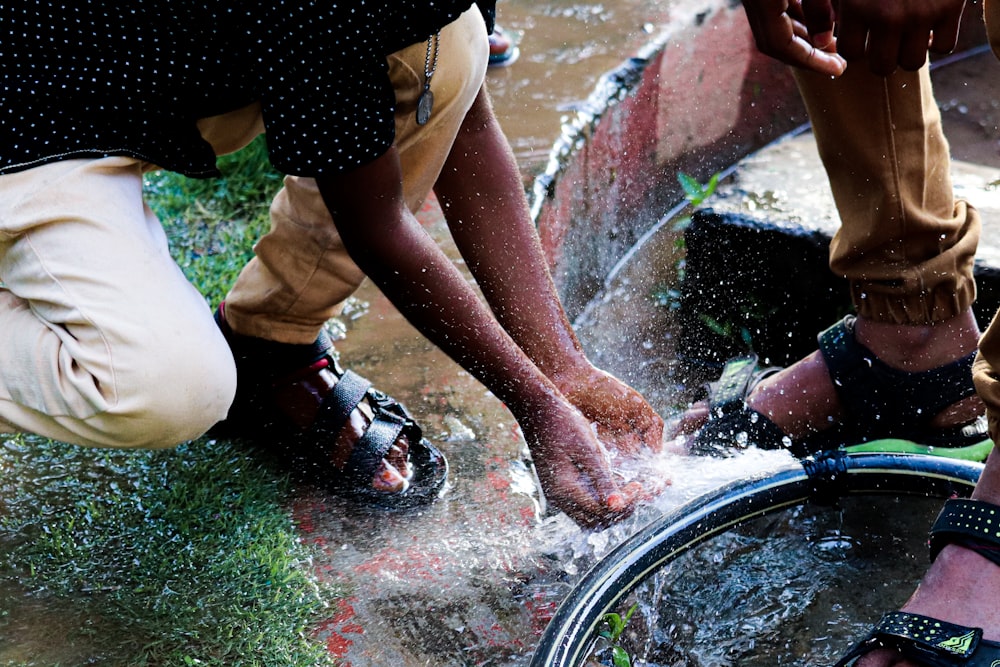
[0,7,487,448]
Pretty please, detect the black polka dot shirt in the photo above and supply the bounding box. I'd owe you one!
[0,1,496,178]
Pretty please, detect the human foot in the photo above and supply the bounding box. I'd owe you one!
[212,305,448,506]
[840,498,1000,666]
[488,26,519,67]
[673,312,988,457]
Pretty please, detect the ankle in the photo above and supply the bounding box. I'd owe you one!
[854,310,980,372]
[905,542,1000,640]
[217,306,334,378]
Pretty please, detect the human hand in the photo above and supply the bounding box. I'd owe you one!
[741,0,846,76]
[555,365,665,458]
[832,0,967,74]
[520,396,651,528]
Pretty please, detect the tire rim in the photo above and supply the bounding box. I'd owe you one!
[530,451,984,667]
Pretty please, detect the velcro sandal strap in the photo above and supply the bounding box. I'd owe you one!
[818,317,977,435]
[706,355,780,412]
[835,611,984,667]
[709,356,761,410]
[344,411,408,486]
[312,369,372,444]
[930,498,1000,564]
[314,370,411,486]
[690,405,790,456]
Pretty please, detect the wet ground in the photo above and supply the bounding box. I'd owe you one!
[289,48,1000,667]
[3,8,1000,667]
[485,0,673,175]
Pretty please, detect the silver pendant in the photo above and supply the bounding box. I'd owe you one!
[416,89,434,125]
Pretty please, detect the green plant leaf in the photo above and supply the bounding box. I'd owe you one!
[677,172,702,201]
[603,612,625,640]
[622,602,638,624]
[677,171,720,207]
[611,645,632,667]
[703,172,720,199]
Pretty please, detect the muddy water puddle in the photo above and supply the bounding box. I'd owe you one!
[487,0,673,174]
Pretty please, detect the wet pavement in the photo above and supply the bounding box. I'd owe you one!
[302,47,1000,666]
[485,0,674,175]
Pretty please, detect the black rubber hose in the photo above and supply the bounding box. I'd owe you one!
[530,451,984,667]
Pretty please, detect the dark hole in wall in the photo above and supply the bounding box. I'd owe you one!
[677,208,1000,386]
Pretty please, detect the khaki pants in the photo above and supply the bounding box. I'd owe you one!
[977,0,1000,441]
[793,65,979,326]
[796,0,1000,442]
[0,7,487,448]
[222,6,488,343]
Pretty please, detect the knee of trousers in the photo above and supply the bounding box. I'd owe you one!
[82,338,238,450]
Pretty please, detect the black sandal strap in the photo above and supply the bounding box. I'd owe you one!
[345,411,408,486]
[689,355,790,456]
[818,316,977,437]
[930,498,1000,565]
[704,355,780,412]
[311,369,372,442]
[313,370,413,486]
[689,404,790,456]
[834,611,994,667]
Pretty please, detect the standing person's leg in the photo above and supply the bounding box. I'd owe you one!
[977,0,1000,442]
[0,157,236,449]
[842,7,1000,663]
[685,62,987,455]
[797,63,977,325]
[210,6,489,505]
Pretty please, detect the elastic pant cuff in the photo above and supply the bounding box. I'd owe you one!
[851,280,976,326]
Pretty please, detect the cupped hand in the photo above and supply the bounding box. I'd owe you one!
[741,0,846,75]
[520,396,650,528]
[554,365,665,457]
[556,365,663,456]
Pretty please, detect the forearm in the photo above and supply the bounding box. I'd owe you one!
[434,88,589,380]
[315,151,561,417]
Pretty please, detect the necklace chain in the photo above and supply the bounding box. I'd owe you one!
[423,32,440,87]
[416,32,440,126]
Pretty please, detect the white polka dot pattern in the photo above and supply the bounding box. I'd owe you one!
[0,2,494,178]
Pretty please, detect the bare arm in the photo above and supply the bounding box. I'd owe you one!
[433,87,664,457]
[315,147,634,526]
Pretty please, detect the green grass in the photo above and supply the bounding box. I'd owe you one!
[0,138,338,666]
[144,136,282,306]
